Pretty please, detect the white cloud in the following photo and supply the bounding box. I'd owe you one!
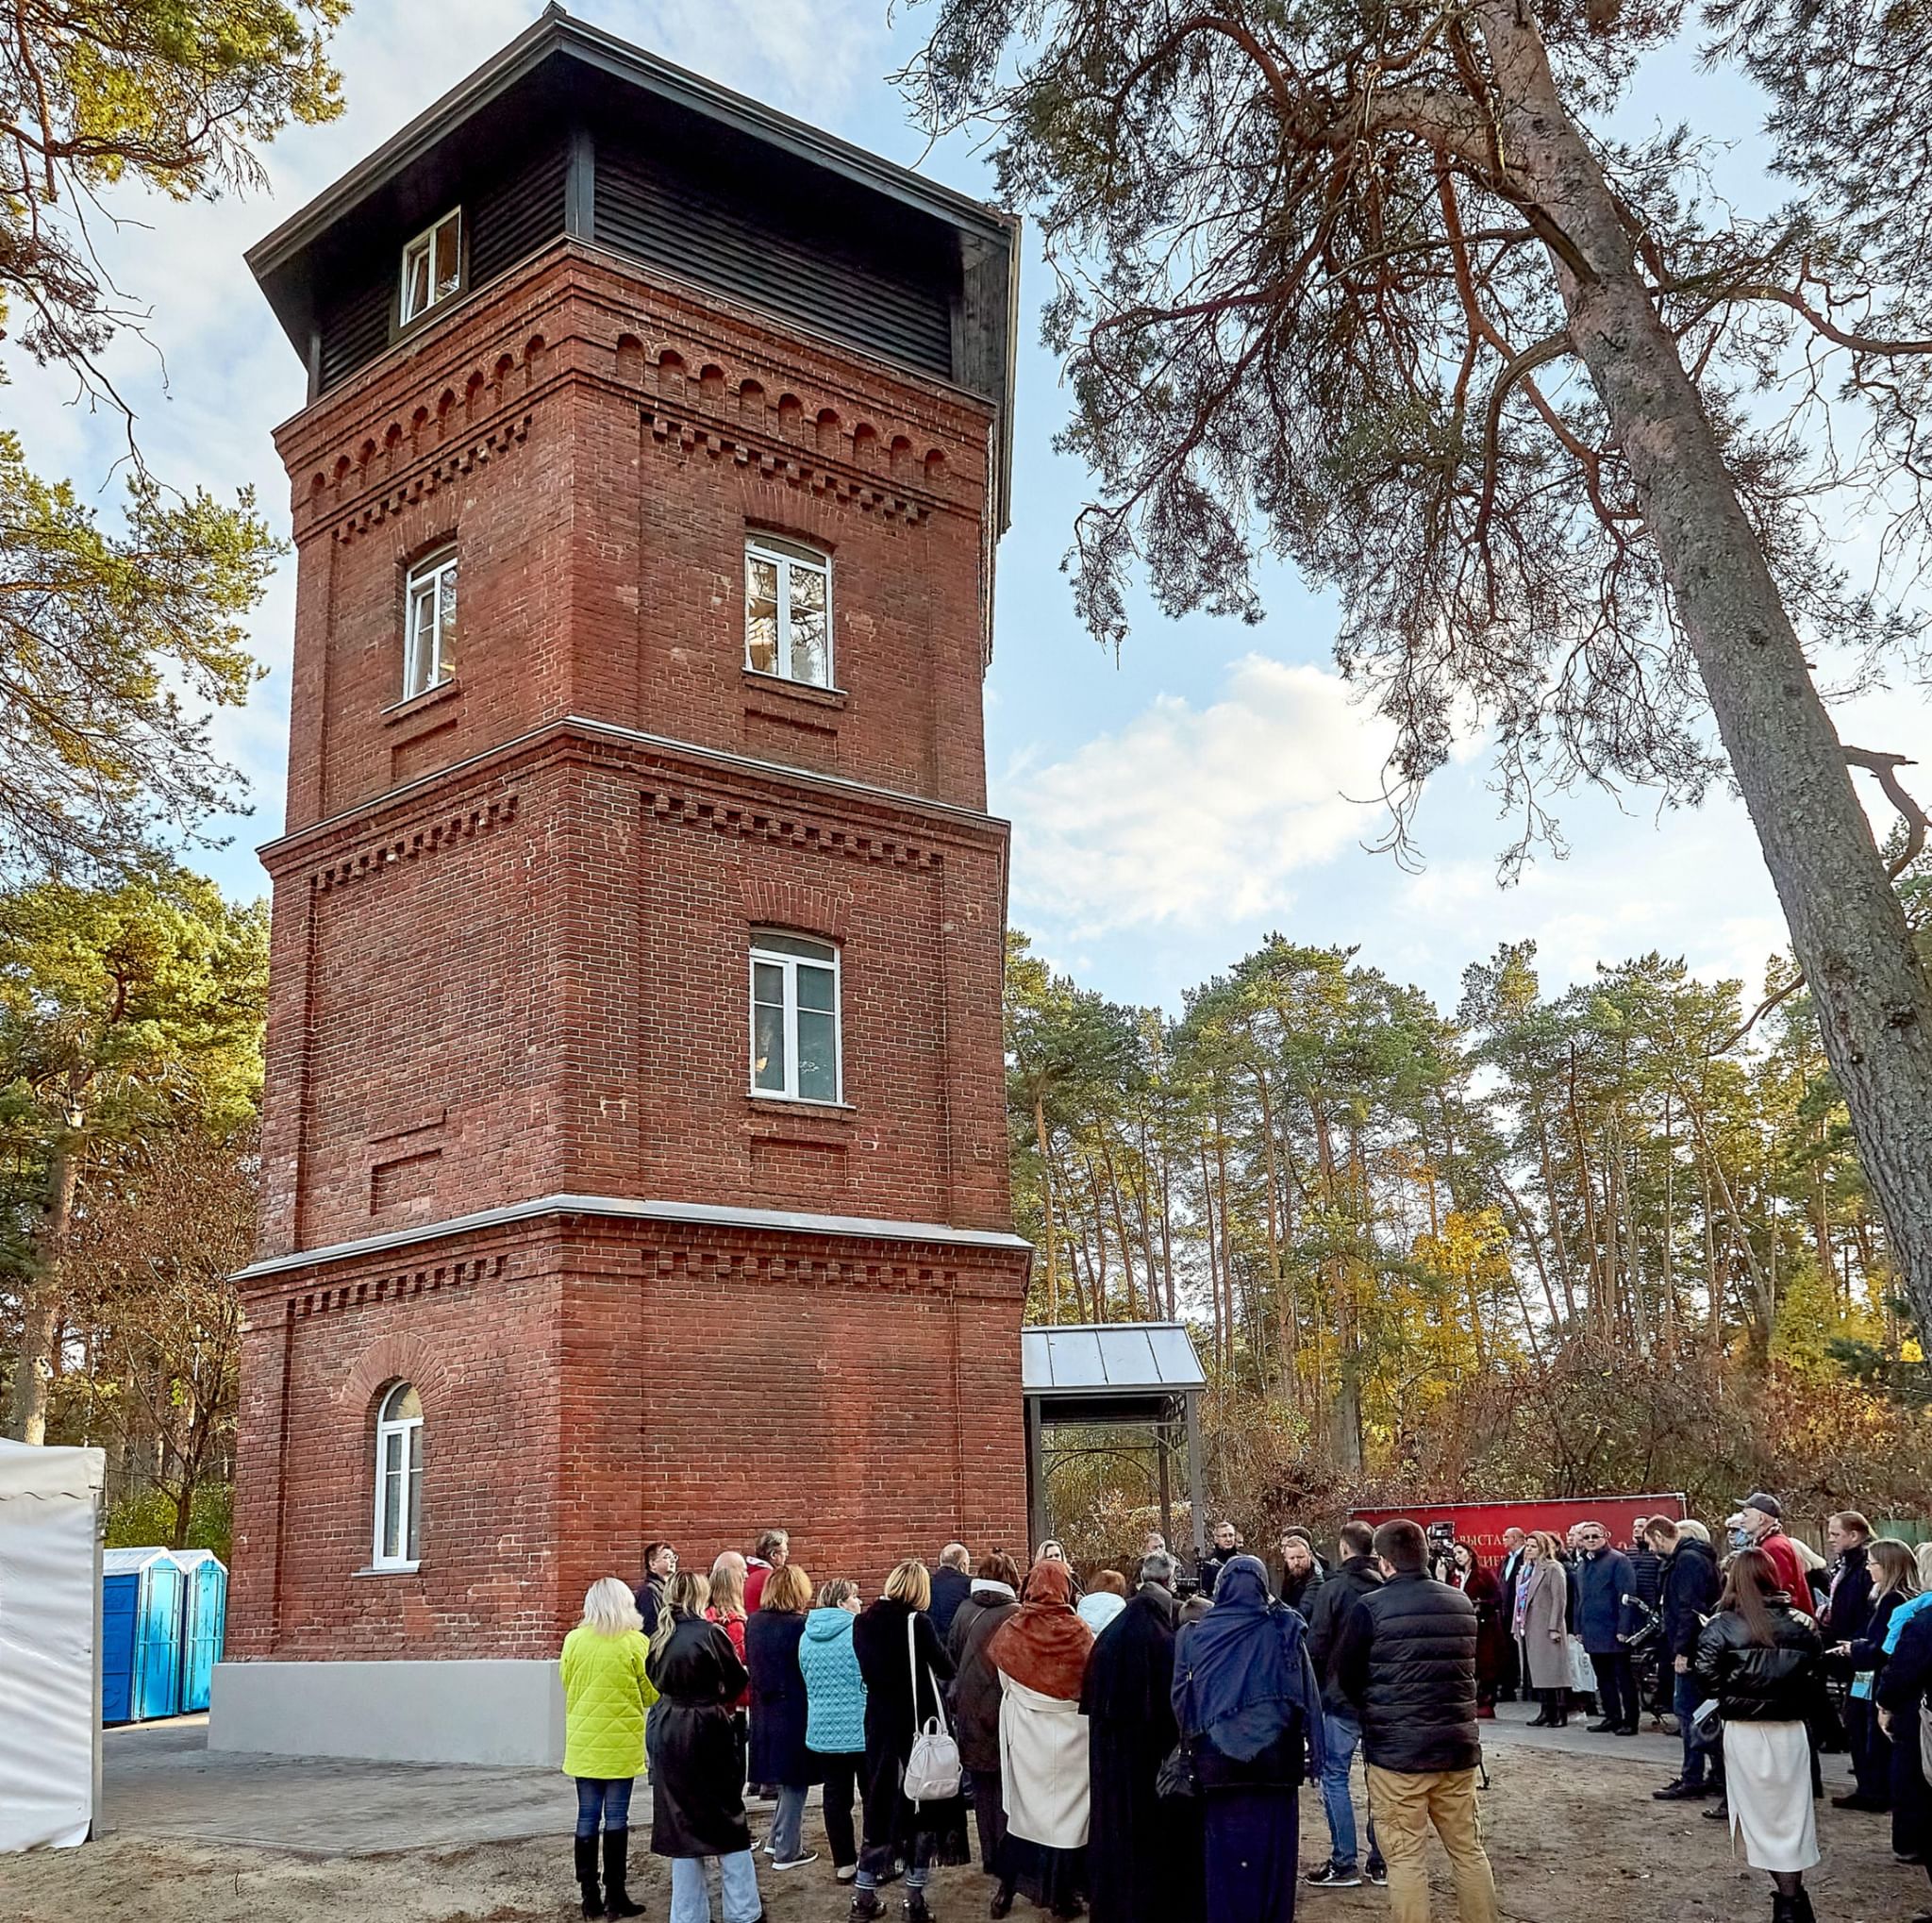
[999,656,1398,938]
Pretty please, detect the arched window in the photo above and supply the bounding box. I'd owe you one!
[372,1382,423,1570]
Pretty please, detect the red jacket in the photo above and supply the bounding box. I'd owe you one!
[708,1606,752,1707]
[1757,1530,1812,1610]
[744,1561,772,1614]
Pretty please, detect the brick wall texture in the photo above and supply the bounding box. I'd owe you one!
[230,240,1031,1661]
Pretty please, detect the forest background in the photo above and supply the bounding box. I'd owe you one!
[8,874,1929,1558]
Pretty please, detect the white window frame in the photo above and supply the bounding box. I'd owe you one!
[371,1382,423,1572]
[402,547,458,699]
[400,208,463,326]
[748,933,843,1105]
[744,535,834,689]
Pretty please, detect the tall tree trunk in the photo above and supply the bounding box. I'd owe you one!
[1034,1093,1059,1320]
[9,1129,79,1444]
[1249,1064,1291,1396]
[1483,5,1932,1343]
[1535,1110,1580,1327]
[1198,1136,1224,1370]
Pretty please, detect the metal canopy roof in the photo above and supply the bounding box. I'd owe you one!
[1021,1323,1206,1400]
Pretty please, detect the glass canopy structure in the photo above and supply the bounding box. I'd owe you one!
[1019,1322,1208,1559]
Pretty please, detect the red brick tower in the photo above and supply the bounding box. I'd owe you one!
[213,12,1028,1763]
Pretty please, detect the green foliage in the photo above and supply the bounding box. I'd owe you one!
[0,2,348,878]
[0,1,348,376]
[106,1479,231,1559]
[1010,921,1932,1539]
[0,432,276,878]
[1,868,266,1439]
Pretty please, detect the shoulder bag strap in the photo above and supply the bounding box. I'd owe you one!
[908,1610,943,1728]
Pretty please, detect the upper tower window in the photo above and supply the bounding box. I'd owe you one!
[400,209,463,325]
[750,932,841,1104]
[745,536,832,689]
[403,549,458,699]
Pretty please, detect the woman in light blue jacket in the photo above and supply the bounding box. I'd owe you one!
[798,1577,869,1882]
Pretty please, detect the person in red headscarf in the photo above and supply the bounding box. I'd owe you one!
[986,1560,1095,1920]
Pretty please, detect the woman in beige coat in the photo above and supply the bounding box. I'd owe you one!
[1513,1531,1572,1726]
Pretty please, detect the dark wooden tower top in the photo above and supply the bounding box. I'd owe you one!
[246,6,1020,525]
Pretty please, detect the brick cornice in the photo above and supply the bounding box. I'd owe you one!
[260,715,1010,878]
[240,1192,1034,1296]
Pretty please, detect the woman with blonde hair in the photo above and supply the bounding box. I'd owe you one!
[746,1561,819,1870]
[1875,1543,1932,1908]
[560,1577,659,1918]
[1513,1531,1571,1727]
[1830,1535,1923,1815]
[649,1570,763,1923]
[850,1560,970,1922]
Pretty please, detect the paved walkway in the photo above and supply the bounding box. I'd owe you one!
[102,1716,580,1856]
[102,1697,1854,1859]
[1481,1695,1855,1782]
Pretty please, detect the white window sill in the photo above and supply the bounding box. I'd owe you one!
[354,1562,422,1578]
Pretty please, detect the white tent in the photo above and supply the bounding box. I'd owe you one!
[0,1438,105,1850]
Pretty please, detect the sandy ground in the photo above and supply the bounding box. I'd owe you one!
[4,1746,1924,1923]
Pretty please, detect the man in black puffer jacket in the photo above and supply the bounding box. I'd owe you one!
[1647,1518,1724,1801]
[1335,1519,1498,1923]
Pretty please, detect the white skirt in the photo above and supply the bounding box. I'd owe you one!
[1723,1721,1820,1873]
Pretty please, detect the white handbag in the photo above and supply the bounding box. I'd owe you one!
[901,1613,961,1803]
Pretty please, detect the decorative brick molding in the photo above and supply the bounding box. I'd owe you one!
[332,414,533,544]
[310,794,520,893]
[739,876,853,940]
[647,410,929,526]
[644,786,938,870]
[302,1253,506,1327]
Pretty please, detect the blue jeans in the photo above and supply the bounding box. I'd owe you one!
[670,1850,761,1923]
[1673,1667,1707,1785]
[575,1776,635,1838]
[858,1836,931,1892]
[769,1783,807,1863]
[1318,1709,1381,1871]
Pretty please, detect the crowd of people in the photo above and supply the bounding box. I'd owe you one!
[552,1498,1932,1923]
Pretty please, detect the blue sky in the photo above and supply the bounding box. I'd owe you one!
[11,2,1927,1019]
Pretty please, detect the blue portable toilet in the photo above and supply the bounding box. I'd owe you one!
[173,1549,227,1714]
[101,1547,185,1723]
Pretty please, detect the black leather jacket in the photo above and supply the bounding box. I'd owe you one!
[1692,1600,1823,1722]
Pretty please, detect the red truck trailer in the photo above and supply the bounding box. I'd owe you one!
[1350,1494,1689,1559]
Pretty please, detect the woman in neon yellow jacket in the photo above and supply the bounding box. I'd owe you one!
[562,1576,660,1919]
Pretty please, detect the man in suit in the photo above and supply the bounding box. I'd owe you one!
[1495,1530,1526,1702]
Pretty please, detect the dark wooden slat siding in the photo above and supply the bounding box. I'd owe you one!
[593,149,955,380]
[316,275,391,391]
[470,139,570,286]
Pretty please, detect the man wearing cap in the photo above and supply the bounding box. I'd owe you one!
[1738,1494,1811,1603]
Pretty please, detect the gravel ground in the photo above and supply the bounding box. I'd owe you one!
[4,1744,1924,1923]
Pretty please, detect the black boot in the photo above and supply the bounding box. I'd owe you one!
[603,1827,643,1919]
[904,1893,932,1923]
[575,1834,603,1919]
[1788,1887,1815,1923]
